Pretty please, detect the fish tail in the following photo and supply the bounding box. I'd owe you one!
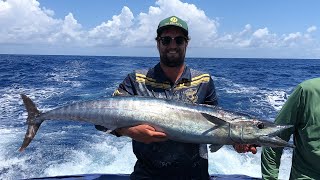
[19,94,43,152]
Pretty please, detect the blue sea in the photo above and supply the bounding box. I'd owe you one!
[1,54,319,180]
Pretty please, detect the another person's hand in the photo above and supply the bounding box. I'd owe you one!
[116,124,167,144]
[233,144,258,154]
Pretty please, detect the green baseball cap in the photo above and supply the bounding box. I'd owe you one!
[157,16,188,36]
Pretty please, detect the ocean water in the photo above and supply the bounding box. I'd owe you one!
[0,54,319,179]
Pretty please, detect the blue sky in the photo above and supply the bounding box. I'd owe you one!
[1,0,319,58]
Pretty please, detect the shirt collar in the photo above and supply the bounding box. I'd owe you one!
[154,62,192,84]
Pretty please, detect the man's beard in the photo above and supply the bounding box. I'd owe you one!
[160,51,185,67]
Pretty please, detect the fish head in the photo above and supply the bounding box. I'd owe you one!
[230,119,294,148]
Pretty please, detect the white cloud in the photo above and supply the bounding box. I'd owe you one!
[283,32,302,42]
[0,0,61,43]
[213,24,319,52]
[88,6,134,46]
[0,0,10,13]
[49,13,84,44]
[122,0,219,47]
[253,28,269,38]
[307,26,317,33]
[42,6,55,17]
[238,24,252,36]
[0,0,219,48]
[155,0,219,46]
[0,0,319,58]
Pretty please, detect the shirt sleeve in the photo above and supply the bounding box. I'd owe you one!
[113,73,136,96]
[204,76,218,106]
[261,85,305,179]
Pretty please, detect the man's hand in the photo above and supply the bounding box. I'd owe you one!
[116,124,167,144]
[233,144,258,154]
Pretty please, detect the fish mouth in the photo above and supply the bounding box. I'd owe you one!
[258,125,295,148]
[268,124,293,136]
[259,136,295,148]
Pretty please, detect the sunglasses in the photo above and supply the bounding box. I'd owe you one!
[159,36,187,46]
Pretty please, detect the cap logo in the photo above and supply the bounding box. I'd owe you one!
[157,16,188,35]
[170,17,178,23]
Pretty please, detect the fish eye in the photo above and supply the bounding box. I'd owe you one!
[257,123,264,129]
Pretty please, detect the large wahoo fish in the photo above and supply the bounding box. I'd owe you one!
[19,94,294,152]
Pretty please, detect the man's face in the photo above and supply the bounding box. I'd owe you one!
[157,27,188,68]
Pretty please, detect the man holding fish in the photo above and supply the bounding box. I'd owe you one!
[19,16,293,180]
[97,15,258,179]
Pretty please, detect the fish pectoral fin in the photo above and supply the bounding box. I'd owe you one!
[95,125,117,132]
[106,129,113,133]
[201,113,227,126]
[209,144,223,152]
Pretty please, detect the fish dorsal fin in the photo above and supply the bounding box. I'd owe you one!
[201,113,227,126]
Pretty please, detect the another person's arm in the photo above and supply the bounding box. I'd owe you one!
[261,85,304,179]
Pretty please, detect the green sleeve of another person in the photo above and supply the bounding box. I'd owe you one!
[262,78,320,179]
[261,85,304,179]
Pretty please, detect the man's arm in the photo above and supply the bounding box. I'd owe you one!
[261,85,304,179]
[116,125,167,143]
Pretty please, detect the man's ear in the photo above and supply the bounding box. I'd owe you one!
[157,40,160,50]
[184,40,188,50]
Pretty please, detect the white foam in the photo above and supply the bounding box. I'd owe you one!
[44,150,95,176]
[208,146,293,179]
[47,60,88,88]
[0,85,70,179]
[0,127,30,180]
[0,128,19,145]
[0,155,29,180]
[42,138,135,176]
[97,140,136,173]
[278,148,293,180]
[0,86,65,113]
[215,76,290,112]
[208,146,261,178]
[265,90,288,111]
